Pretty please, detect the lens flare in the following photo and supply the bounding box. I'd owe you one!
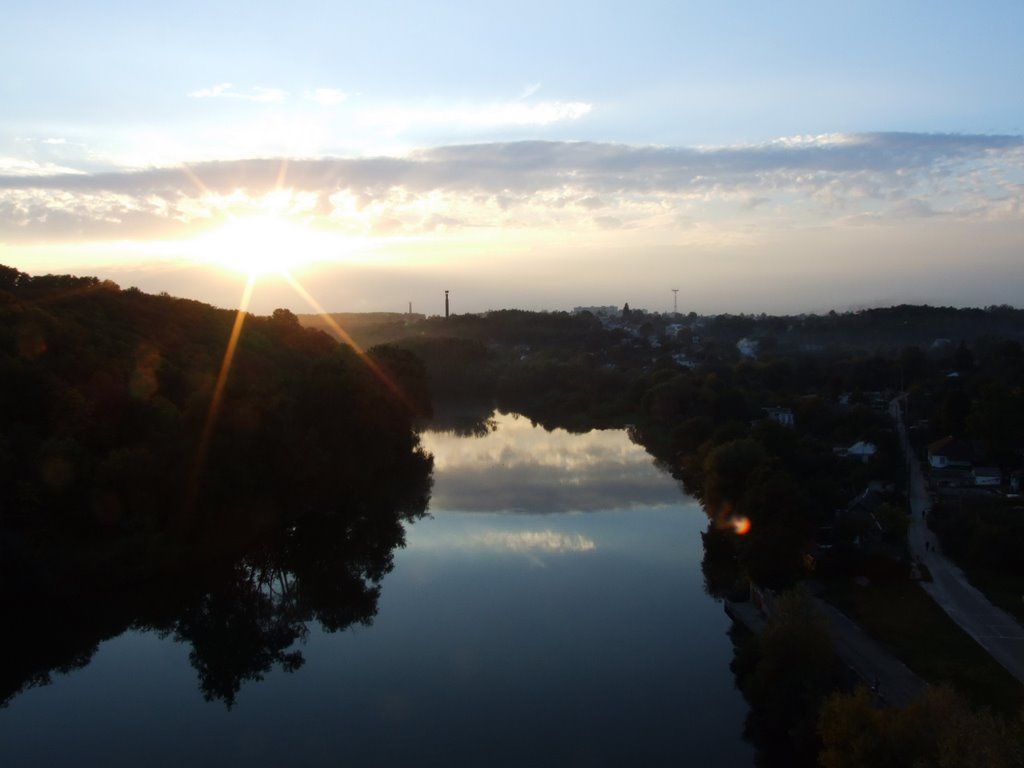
[178,160,418,517]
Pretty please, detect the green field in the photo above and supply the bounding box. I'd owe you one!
[824,579,1024,714]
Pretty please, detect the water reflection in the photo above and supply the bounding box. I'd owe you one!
[1,413,754,768]
[466,529,597,553]
[1,449,431,709]
[411,527,598,567]
[423,411,682,513]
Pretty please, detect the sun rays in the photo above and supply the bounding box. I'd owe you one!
[182,160,415,514]
[179,159,347,279]
[185,275,257,512]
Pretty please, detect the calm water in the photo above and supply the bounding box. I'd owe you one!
[0,413,752,767]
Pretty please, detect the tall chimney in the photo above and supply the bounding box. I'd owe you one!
[445,290,449,318]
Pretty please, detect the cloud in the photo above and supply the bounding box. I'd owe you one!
[188,82,233,99]
[519,82,543,99]
[0,158,86,177]
[0,132,1020,243]
[890,198,936,218]
[305,88,348,106]
[188,83,286,103]
[8,132,1018,196]
[594,215,624,230]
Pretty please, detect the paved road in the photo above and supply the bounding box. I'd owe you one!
[891,397,1024,684]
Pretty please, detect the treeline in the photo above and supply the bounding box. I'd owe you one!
[374,310,644,431]
[0,267,432,589]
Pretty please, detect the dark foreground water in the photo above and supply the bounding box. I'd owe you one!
[0,413,752,767]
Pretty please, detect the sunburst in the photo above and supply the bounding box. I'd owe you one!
[180,161,413,515]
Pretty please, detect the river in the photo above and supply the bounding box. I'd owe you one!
[0,412,752,766]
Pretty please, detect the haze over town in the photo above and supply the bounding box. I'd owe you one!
[2,1,1022,315]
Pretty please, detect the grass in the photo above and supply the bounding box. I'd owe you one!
[823,578,1024,714]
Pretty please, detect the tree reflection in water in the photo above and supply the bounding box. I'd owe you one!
[418,401,498,438]
[173,566,309,707]
[1,455,431,709]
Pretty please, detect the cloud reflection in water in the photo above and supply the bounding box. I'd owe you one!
[470,530,596,553]
[421,413,680,514]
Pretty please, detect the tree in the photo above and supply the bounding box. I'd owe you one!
[876,502,909,545]
[819,685,1024,768]
[953,340,975,373]
[733,590,835,766]
[939,389,971,438]
[702,437,766,518]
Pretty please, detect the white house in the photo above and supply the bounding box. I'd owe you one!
[764,407,794,428]
[847,441,878,463]
[927,436,973,469]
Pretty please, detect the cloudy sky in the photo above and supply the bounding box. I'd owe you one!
[2,1,1022,315]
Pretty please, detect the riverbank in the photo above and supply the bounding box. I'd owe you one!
[725,596,927,709]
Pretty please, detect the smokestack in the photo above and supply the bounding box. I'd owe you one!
[445,290,449,318]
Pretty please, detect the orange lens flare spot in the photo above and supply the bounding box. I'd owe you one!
[732,516,752,535]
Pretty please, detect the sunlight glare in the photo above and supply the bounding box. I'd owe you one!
[193,214,330,277]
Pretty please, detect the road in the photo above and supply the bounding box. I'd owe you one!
[890,397,1024,684]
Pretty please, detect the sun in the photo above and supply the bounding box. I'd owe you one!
[191,213,324,277]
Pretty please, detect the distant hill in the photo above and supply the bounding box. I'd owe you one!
[297,312,426,348]
[297,303,1024,355]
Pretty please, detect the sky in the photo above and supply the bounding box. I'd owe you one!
[2,0,1023,316]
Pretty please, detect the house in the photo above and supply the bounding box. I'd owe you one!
[672,353,696,369]
[927,436,973,469]
[834,440,878,463]
[764,407,794,428]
